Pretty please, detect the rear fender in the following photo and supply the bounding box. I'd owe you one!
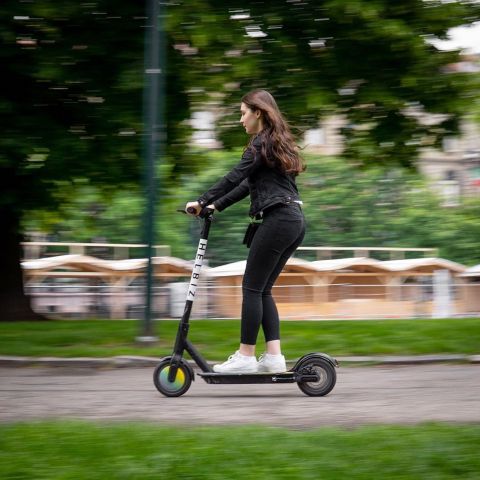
[292,352,338,371]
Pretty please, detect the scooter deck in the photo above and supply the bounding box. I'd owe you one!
[198,371,319,384]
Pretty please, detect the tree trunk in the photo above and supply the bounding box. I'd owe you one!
[0,206,47,321]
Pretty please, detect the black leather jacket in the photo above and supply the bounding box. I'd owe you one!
[197,134,301,217]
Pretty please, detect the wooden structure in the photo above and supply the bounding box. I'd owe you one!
[459,264,480,314]
[22,253,479,319]
[22,254,201,318]
[207,257,467,319]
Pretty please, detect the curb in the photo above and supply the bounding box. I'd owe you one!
[0,354,479,368]
[0,355,160,368]
[337,354,472,365]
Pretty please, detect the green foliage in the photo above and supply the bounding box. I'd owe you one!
[1,1,147,214]
[3,0,480,320]
[25,150,480,266]
[300,155,480,266]
[299,155,438,252]
[1,422,480,479]
[173,148,253,264]
[23,180,143,244]
[3,0,480,215]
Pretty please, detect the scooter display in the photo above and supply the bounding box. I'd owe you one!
[153,207,338,397]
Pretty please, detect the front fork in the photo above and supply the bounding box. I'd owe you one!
[167,318,190,382]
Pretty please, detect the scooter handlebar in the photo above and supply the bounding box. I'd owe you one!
[178,206,215,218]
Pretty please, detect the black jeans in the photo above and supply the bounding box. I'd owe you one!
[241,203,306,345]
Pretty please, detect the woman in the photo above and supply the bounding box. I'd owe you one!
[186,89,306,374]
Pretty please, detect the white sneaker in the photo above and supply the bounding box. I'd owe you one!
[257,353,287,373]
[213,351,258,373]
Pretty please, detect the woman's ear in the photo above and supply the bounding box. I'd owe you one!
[255,109,262,119]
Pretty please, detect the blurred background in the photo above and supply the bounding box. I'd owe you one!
[2,0,480,321]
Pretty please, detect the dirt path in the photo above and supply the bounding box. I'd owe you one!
[1,365,479,428]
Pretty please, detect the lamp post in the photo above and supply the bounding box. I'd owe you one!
[137,0,165,343]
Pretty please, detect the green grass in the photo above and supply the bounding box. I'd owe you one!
[0,421,479,479]
[0,318,479,359]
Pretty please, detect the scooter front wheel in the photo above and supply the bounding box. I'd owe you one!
[296,355,336,397]
[153,359,192,397]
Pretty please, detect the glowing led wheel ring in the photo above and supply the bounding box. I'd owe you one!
[153,359,192,397]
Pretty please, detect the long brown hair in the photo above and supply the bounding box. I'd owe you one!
[242,89,305,175]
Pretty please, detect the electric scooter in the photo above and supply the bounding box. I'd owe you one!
[153,207,338,397]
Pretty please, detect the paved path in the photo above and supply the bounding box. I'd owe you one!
[1,365,479,428]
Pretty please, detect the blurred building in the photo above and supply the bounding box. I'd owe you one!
[303,113,480,207]
[301,115,346,156]
[416,52,480,205]
[418,120,480,206]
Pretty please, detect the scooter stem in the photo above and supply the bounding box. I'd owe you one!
[187,210,213,301]
[168,210,214,381]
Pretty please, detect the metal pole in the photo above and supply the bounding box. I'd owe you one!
[137,0,164,343]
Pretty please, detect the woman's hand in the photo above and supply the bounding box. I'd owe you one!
[185,201,201,215]
[185,201,216,216]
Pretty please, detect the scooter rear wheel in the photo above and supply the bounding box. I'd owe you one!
[153,359,192,397]
[296,356,336,397]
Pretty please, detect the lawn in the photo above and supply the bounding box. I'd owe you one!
[0,318,479,360]
[0,421,479,479]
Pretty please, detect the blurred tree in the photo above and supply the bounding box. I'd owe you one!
[24,150,480,268]
[295,158,480,267]
[182,153,480,267]
[201,0,480,166]
[23,181,144,245]
[2,0,480,320]
[1,2,144,319]
[299,156,444,254]
[133,149,480,267]
[1,0,228,320]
